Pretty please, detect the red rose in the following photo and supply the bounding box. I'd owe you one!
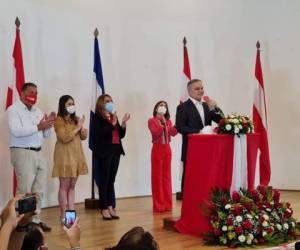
[235,226,243,234]
[227,218,234,226]
[243,220,252,229]
[244,202,253,211]
[267,227,273,234]
[258,237,265,243]
[285,208,293,218]
[250,190,260,201]
[286,202,291,208]
[221,197,228,205]
[219,119,225,125]
[232,191,241,202]
[213,127,220,133]
[259,217,265,223]
[214,228,222,236]
[233,205,243,215]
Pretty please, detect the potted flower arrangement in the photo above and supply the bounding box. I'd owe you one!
[216,114,254,136]
[203,186,300,247]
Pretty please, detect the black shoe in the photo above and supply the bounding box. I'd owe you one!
[110,214,120,220]
[39,222,52,232]
[102,215,113,220]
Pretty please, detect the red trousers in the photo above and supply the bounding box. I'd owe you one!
[151,143,172,212]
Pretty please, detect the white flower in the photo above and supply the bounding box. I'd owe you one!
[262,214,269,221]
[276,224,282,230]
[225,204,231,210]
[238,235,246,243]
[286,208,292,213]
[262,231,267,237]
[234,126,240,134]
[221,238,227,244]
[266,208,272,212]
[246,239,252,245]
[246,214,253,219]
[229,115,235,119]
[238,124,243,129]
[233,119,239,124]
[247,128,251,133]
[222,225,228,231]
[283,223,289,230]
[291,222,295,228]
[248,233,254,240]
[236,216,243,222]
[225,124,232,131]
[270,201,274,205]
[262,221,269,227]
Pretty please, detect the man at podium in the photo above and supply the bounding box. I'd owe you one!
[175,79,223,197]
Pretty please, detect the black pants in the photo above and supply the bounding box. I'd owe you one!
[96,153,121,209]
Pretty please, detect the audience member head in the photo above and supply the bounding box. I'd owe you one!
[153,100,170,120]
[57,95,77,123]
[20,82,38,109]
[187,79,204,102]
[105,226,159,250]
[8,223,47,250]
[95,94,113,117]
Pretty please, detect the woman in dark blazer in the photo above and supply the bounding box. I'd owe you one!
[92,94,130,220]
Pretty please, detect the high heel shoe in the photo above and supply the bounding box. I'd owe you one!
[101,210,113,220]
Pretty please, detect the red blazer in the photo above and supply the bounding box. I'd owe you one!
[148,117,177,144]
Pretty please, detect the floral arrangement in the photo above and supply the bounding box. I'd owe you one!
[203,186,300,248]
[216,114,254,136]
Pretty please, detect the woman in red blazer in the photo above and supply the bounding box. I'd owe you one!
[148,101,177,212]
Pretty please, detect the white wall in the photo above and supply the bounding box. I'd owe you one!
[1,0,300,208]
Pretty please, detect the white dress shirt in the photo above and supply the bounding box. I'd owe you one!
[7,100,51,148]
[189,97,205,125]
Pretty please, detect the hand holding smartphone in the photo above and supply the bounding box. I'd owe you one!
[64,210,76,228]
[15,195,37,214]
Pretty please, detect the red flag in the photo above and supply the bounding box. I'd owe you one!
[5,18,25,195]
[180,37,191,103]
[252,41,271,186]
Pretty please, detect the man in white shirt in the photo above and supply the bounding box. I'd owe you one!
[7,82,56,231]
[175,79,223,198]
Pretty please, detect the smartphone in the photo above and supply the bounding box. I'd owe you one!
[16,195,37,214]
[64,210,76,228]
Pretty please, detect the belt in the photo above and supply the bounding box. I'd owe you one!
[10,146,42,152]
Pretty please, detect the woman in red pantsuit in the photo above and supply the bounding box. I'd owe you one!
[148,101,177,212]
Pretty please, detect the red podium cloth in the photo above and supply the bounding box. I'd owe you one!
[174,134,260,237]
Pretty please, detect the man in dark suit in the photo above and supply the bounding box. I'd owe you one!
[175,79,223,198]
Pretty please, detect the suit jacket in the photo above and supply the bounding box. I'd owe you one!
[92,114,126,158]
[175,99,223,162]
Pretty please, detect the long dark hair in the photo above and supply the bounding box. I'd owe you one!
[152,100,170,120]
[21,223,44,250]
[57,95,77,124]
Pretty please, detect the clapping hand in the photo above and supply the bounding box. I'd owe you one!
[77,115,85,129]
[121,113,130,127]
[37,113,55,131]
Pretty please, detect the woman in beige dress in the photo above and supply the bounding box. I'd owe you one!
[52,95,88,221]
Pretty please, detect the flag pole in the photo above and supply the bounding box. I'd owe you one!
[90,28,99,200]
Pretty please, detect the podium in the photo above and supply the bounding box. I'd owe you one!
[174,134,260,237]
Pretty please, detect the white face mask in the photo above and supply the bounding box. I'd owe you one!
[66,105,76,114]
[157,106,167,115]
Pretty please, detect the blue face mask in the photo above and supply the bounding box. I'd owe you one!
[105,102,114,113]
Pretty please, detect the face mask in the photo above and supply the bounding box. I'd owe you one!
[66,105,76,114]
[24,94,37,105]
[157,106,167,115]
[105,102,114,113]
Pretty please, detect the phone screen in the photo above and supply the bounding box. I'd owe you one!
[64,210,76,228]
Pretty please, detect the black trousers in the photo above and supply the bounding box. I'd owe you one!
[96,153,121,209]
